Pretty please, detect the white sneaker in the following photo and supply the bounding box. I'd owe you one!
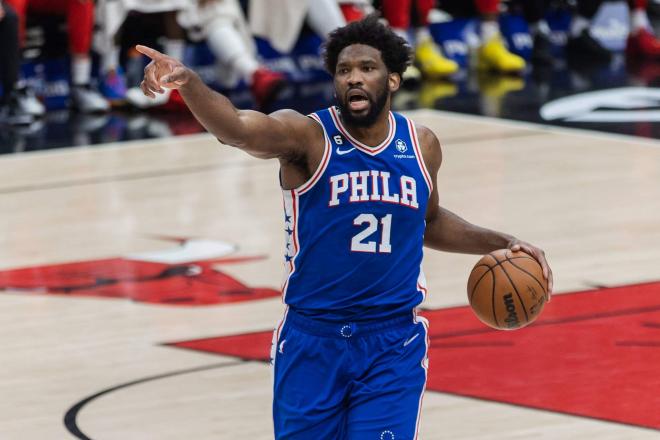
[126,86,171,109]
[70,85,111,113]
[0,99,34,126]
[15,86,46,117]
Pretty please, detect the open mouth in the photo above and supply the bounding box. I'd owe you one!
[347,90,370,112]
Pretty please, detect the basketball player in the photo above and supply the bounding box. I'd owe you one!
[136,15,553,439]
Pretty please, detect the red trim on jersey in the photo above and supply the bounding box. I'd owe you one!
[298,137,331,194]
[417,281,428,303]
[407,118,433,194]
[413,313,430,440]
[290,190,299,252]
[280,191,299,300]
[275,307,289,341]
[296,113,332,195]
[329,107,396,156]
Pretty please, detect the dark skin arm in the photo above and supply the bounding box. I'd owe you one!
[418,125,554,297]
[135,45,324,188]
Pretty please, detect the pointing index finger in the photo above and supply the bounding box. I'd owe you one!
[135,45,164,60]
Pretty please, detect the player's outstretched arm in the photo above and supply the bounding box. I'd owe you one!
[135,45,318,160]
[418,125,553,296]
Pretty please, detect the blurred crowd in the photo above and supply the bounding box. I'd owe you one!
[0,0,658,127]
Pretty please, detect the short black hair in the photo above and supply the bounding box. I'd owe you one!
[323,14,412,77]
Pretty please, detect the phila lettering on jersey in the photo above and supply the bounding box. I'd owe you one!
[281,107,433,322]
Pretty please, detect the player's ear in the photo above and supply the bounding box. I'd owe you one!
[388,72,401,93]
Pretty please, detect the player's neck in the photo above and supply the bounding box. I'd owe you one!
[341,109,391,148]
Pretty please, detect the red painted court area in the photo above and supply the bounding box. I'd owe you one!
[0,257,279,305]
[171,282,660,430]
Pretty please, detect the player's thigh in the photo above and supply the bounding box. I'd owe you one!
[346,322,429,440]
[272,324,349,440]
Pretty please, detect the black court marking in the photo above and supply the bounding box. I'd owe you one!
[63,360,245,440]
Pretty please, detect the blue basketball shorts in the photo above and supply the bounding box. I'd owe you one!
[271,308,429,440]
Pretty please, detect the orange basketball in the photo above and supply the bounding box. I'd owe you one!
[467,249,548,330]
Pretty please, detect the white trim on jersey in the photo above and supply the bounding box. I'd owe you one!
[329,107,396,156]
[280,190,300,302]
[280,114,332,301]
[294,114,332,195]
[406,118,434,194]
[270,306,290,387]
[416,264,428,303]
[412,311,430,440]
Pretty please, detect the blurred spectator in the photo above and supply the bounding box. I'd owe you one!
[95,0,189,108]
[473,0,526,73]
[95,0,129,105]
[249,0,346,54]
[380,0,459,80]
[337,0,374,22]
[512,0,554,67]
[439,0,526,73]
[627,0,660,58]
[177,0,286,109]
[5,0,110,112]
[566,0,612,62]
[0,1,44,124]
[569,0,660,62]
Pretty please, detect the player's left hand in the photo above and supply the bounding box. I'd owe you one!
[508,239,553,300]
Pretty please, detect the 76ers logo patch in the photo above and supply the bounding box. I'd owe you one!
[395,139,407,153]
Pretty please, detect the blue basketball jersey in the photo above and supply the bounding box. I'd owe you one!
[281,107,432,321]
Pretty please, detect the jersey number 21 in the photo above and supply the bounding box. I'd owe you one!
[351,214,392,254]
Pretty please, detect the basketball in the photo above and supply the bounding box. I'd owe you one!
[467,249,548,330]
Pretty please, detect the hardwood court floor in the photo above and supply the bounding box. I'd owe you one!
[1,110,659,439]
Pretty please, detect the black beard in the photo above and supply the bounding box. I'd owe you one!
[336,82,389,128]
